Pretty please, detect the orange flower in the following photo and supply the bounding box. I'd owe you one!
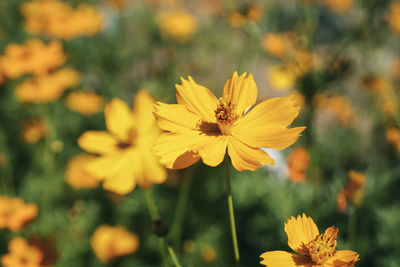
[262,33,290,58]
[65,91,105,116]
[1,237,44,267]
[314,94,355,127]
[153,71,305,171]
[157,9,198,42]
[91,225,139,263]
[201,246,217,263]
[0,39,66,79]
[388,3,400,35]
[337,171,366,213]
[260,214,359,266]
[323,0,353,13]
[21,118,48,144]
[65,154,101,189]
[0,196,38,232]
[78,90,167,195]
[287,147,310,183]
[386,127,400,152]
[15,68,80,103]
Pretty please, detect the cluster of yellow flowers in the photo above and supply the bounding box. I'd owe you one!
[21,0,102,40]
[0,196,38,232]
[337,171,366,213]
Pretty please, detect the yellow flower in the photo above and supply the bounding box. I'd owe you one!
[1,237,44,267]
[91,225,139,263]
[267,65,297,91]
[386,127,400,152]
[153,71,305,171]
[323,0,353,13]
[228,12,246,28]
[157,9,198,42]
[65,154,101,189]
[15,67,80,103]
[0,39,66,79]
[0,196,38,232]
[260,214,359,267]
[287,147,310,183]
[65,91,105,116]
[21,118,48,144]
[201,246,217,263]
[388,3,400,35]
[78,90,167,195]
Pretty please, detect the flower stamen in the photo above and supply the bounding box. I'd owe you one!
[215,98,238,135]
[307,227,338,264]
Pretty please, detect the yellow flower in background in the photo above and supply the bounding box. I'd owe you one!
[260,214,359,266]
[65,154,101,189]
[21,118,48,144]
[323,0,353,13]
[386,127,400,152]
[78,90,167,195]
[201,246,217,263]
[262,33,288,58]
[314,94,355,127]
[15,68,80,103]
[91,225,139,263]
[65,91,105,116]
[0,39,66,79]
[337,171,366,213]
[21,0,102,40]
[157,9,198,42]
[267,65,296,91]
[0,196,38,232]
[389,3,400,35]
[106,0,129,10]
[287,147,310,183]
[153,71,305,171]
[1,237,44,267]
[229,4,263,28]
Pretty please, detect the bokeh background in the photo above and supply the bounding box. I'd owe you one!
[1,0,400,266]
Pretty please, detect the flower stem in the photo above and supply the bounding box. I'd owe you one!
[165,239,182,267]
[225,157,240,266]
[348,208,357,250]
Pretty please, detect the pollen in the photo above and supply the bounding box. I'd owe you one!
[307,227,338,264]
[214,98,239,134]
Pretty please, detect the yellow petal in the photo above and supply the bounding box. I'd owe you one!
[324,250,360,267]
[176,76,218,122]
[105,98,134,141]
[154,102,201,132]
[78,131,118,155]
[153,131,203,169]
[260,251,312,267]
[86,154,124,179]
[227,136,274,171]
[222,71,257,116]
[132,90,157,135]
[284,213,319,255]
[190,135,227,167]
[137,150,167,188]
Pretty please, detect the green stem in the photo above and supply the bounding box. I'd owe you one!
[348,208,357,250]
[225,158,240,266]
[166,239,182,267]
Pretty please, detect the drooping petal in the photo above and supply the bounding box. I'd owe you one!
[232,126,306,150]
[136,150,167,188]
[222,71,257,116]
[227,136,274,171]
[78,131,118,155]
[260,251,312,267]
[176,76,218,122]
[190,135,228,167]
[324,250,360,267]
[105,98,134,141]
[154,102,201,132]
[284,213,319,255]
[132,90,157,135]
[153,131,206,169]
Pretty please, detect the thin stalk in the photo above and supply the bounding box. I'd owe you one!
[225,158,240,266]
[166,239,182,267]
[348,208,357,250]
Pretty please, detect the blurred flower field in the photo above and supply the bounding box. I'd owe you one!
[0,0,400,266]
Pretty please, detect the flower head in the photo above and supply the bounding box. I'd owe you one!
[1,237,43,267]
[153,71,305,171]
[288,147,310,183]
[157,9,198,42]
[260,213,359,267]
[0,196,38,232]
[65,91,105,116]
[337,171,366,213]
[21,118,48,144]
[78,90,167,195]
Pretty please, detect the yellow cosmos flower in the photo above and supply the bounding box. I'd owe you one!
[153,71,305,171]
[65,154,100,189]
[260,214,360,267]
[157,9,198,42]
[0,196,38,232]
[78,90,167,195]
[1,237,44,267]
[65,91,105,116]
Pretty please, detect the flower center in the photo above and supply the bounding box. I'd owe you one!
[214,98,238,135]
[307,227,338,265]
[116,129,136,150]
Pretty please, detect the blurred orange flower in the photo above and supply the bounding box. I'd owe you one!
[323,0,353,13]
[157,9,198,42]
[0,196,38,232]
[388,3,400,35]
[65,154,101,189]
[267,65,297,91]
[337,170,366,213]
[202,246,217,263]
[15,68,80,103]
[21,0,102,40]
[229,4,263,28]
[288,147,310,183]
[21,118,48,144]
[65,91,105,116]
[314,94,355,127]
[153,71,305,171]
[1,237,44,267]
[260,213,359,266]
[91,225,139,263]
[0,39,66,79]
[386,127,400,152]
[78,90,167,195]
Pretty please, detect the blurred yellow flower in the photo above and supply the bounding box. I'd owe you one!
[260,213,359,266]
[0,39,66,79]
[153,71,305,171]
[201,246,217,263]
[1,237,44,267]
[267,65,296,91]
[65,154,101,189]
[0,196,38,232]
[323,0,353,13]
[65,91,105,116]
[106,0,129,10]
[15,68,80,103]
[78,90,167,195]
[262,33,288,58]
[388,3,400,35]
[288,147,310,183]
[157,9,198,42]
[229,5,263,28]
[337,170,366,213]
[91,225,139,263]
[21,118,48,144]
[386,127,400,152]
[21,0,102,40]
[314,94,355,127]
